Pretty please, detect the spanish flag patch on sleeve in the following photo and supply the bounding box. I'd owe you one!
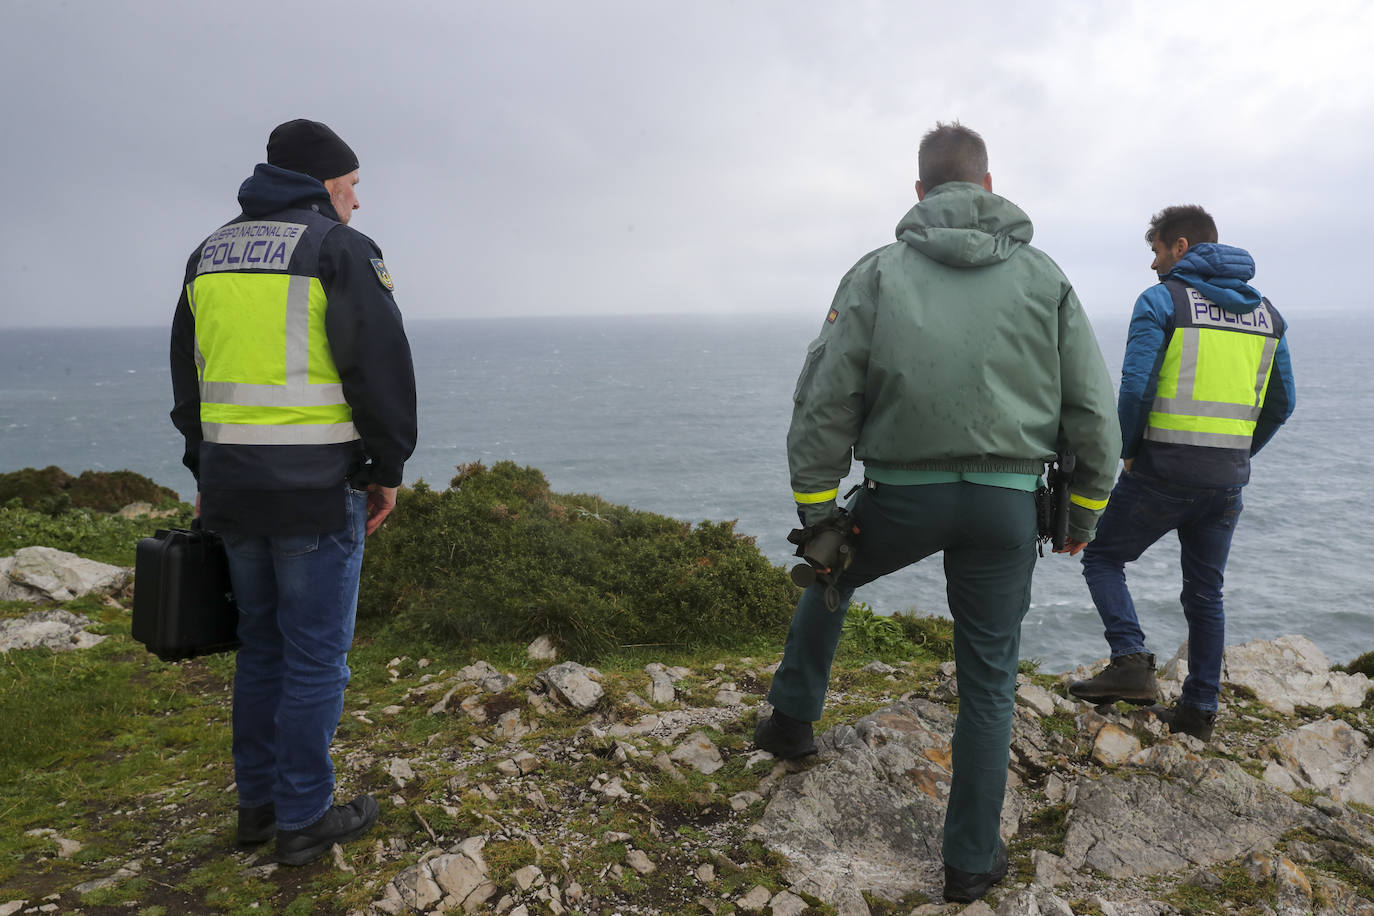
[370,258,394,291]
[826,307,839,323]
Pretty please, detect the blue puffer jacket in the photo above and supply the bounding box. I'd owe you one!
[1118,243,1296,487]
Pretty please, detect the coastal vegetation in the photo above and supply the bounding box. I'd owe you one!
[1,465,1371,914]
[357,461,799,659]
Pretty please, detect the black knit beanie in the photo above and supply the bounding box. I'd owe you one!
[266,119,359,181]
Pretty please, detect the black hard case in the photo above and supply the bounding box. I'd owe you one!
[132,526,240,661]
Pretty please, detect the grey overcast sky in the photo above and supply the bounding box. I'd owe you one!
[1,0,1370,329]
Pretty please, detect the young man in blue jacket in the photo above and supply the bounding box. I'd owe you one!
[1070,205,1296,739]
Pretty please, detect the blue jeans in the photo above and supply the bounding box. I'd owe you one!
[1080,470,1242,712]
[221,486,368,830]
[767,482,1037,876]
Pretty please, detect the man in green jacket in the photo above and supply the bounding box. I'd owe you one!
[756,122,1120,904]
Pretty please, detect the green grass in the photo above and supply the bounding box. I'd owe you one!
[0,501,192,567]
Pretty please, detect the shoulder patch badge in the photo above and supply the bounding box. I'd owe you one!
[370,258,394,291]
[826,307,839,323]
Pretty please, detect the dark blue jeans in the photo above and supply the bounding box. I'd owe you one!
[767,481,1037,876]
[221,487,368,830]
[1080,470,1243,712]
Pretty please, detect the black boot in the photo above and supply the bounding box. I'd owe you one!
[753,709,818,759]
[276,794,380,866]
[1068,652,1157,705]
[1150,702,1216,741]
[943,840,1009,903]
[236,802,276,845]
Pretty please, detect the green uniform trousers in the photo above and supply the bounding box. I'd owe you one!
[767,480,1037,875]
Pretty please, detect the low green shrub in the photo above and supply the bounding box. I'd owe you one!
[358,462,798,659]
[842,602,907,655]
[0,466,180,515]
[893,612,955,661]
[1339,650,1374,679]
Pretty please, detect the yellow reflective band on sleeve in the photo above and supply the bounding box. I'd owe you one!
[793,488,839,504]
[1069,492,1109,511]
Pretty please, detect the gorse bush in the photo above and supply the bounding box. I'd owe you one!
[358,462,799,659]
[0,466,181,515]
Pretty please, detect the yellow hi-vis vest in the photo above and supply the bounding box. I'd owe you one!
[1143,283,1282,451]
[186,215,359,446]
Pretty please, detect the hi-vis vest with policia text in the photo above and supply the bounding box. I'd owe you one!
[1143,279,1284,452]
[186,208,358,447]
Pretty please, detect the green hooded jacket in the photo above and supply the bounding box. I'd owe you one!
[787,182,1121,541]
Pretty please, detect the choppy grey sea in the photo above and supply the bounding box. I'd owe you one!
[1,310,1368,672]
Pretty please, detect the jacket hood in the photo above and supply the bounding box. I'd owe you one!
[895,182,1033,267]
[237,163,339,220]
[1167,242,1261,314]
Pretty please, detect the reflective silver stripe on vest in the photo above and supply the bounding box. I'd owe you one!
[1253,336,1278,405]
[1143,427,1254,449]
[1175,328,1199,400]
[198,381,346,407]
[1148,397,1262,421]
[203,422,360,445]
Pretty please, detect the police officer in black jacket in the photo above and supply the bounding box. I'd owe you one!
[170,119,417,865]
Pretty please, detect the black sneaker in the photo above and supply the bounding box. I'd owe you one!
[943,840,1009,903]
[236,802,276,845]
[753,710,818,759]
[275,794,380,866]
[1151,702,1216,741]
[1068,652,1158,705]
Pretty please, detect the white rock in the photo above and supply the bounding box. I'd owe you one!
[536,661,604,711]
[1031,849,1075,887]
[387,757,416,787]
[0,903,24,916]
[494,709,530,741]
[331,844,354,873]
[695,863,715,883]
[669,731,724,774]
[395,864,443,911]
[1016,682,1058,718]
[0,546,131,603]
[626,848,656,875]
[0,608,108,653]
[1264,718,1374,806]
[462,882,498,913]
[769,890,808,916]
[730,790,763,811]
[1091,724,1141,766]
[738,885,773,911]
[1221,635,1371,714]
[527,635,558,661]
[513,864,544,891]
[645,663,677,704]
[714,687,745,706]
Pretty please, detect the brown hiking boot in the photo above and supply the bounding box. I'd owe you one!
[1150,702,1216,741]
[1068,652,1157,705]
